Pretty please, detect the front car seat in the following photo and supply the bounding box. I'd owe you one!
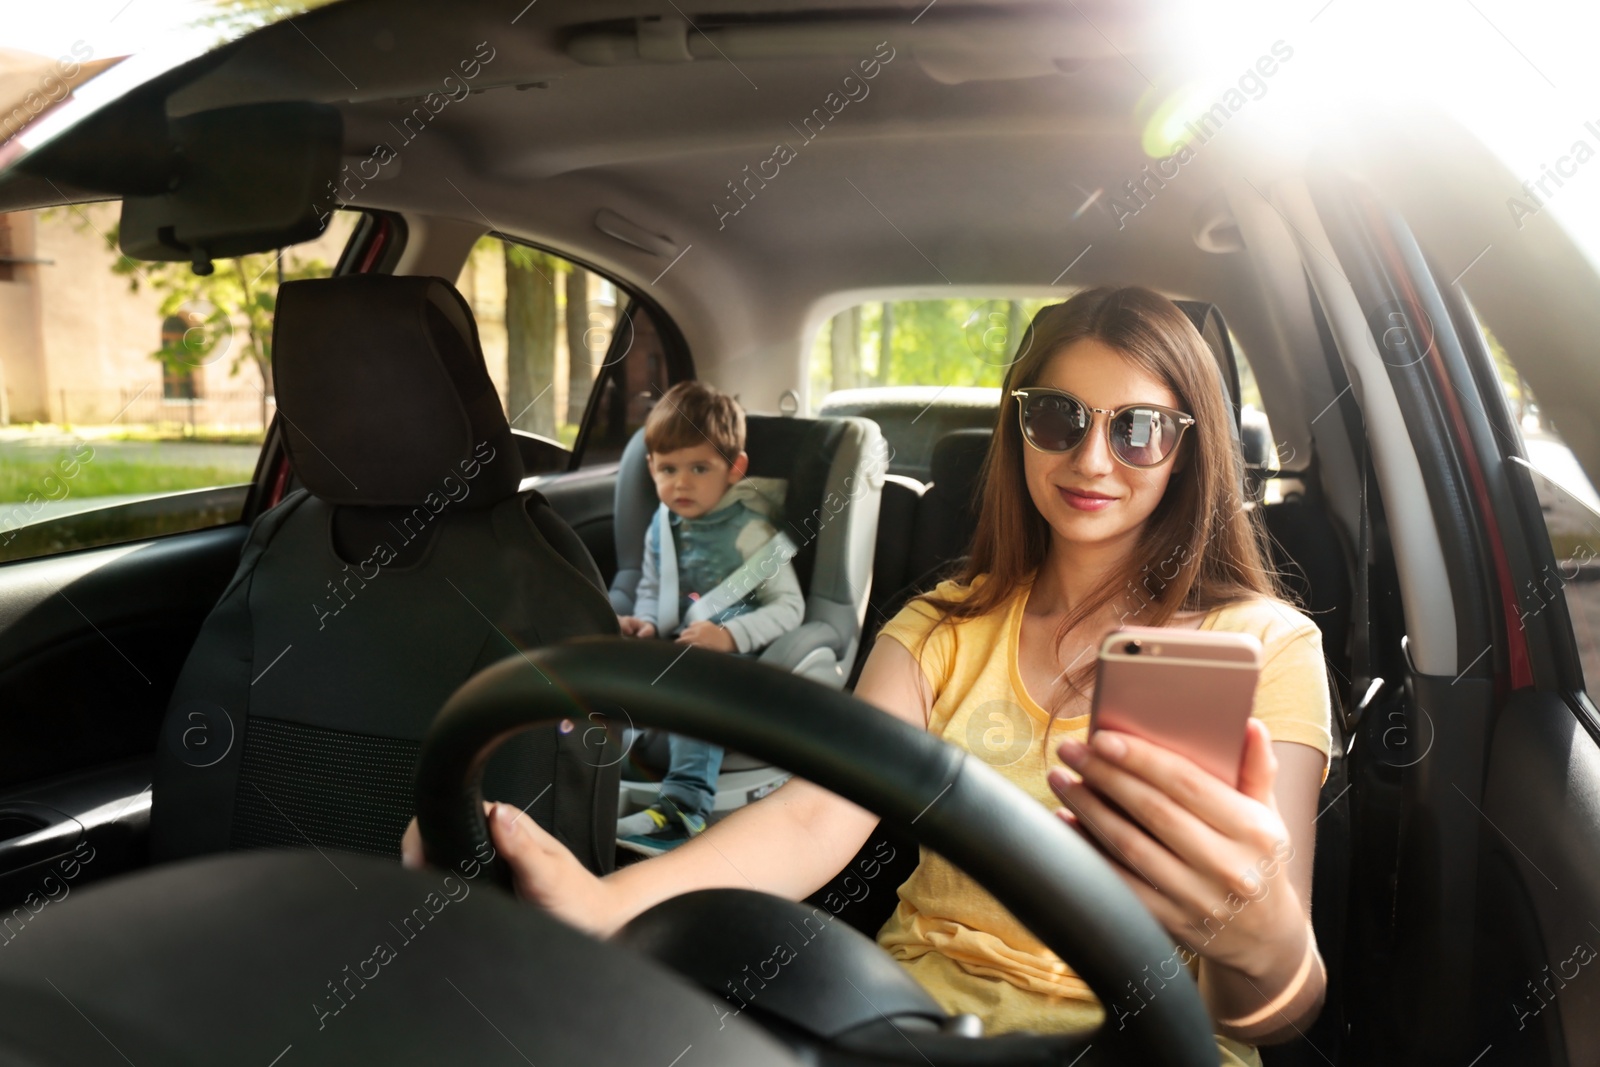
[150,275,622,872]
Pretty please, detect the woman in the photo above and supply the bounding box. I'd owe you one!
[403,286,1332,1065]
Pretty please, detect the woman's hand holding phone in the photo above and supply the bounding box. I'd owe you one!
[1048,720,1302,974]
[1047,722,1324,1041]
[1050,627,1307,971]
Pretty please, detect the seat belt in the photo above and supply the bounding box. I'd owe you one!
[1345,442,1383,746]
[655,505,681,636]
[654,501,800,632]
[683,530,800,626]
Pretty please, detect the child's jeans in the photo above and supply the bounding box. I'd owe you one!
[659,735,725,821]
[656,646,758,821]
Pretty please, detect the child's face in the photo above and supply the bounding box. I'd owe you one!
[648,442,747,519]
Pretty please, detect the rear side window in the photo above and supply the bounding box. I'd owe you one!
[454,238,676,470]
[574,301,673,468]
[0,205,359,564]
[456,236,620,449]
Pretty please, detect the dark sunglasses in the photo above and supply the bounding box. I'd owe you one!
[1011,388,1195,469]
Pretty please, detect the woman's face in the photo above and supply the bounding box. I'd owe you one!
[1021,338,1185,554]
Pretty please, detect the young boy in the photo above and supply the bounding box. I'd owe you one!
[616,381,804,855]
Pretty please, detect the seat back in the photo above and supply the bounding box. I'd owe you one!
[1174,300,1242,431]
[905,429,991,592]
[845,428,990,688]
[1261,487,1353,698]
[863,473,924,628]
[151,276,621,871]
[610,412,885,688]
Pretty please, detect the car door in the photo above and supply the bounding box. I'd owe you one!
[0,206,386,910]
[449,234,692,587]
[1311,173,1600,1067]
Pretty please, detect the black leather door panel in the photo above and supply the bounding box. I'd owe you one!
[0,758,150,911]
[0,526,245,791]
[1479,690,1600,1066]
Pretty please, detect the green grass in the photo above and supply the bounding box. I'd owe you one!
[0,455,252,504]
[19,422,267,445]
[104,428,267,445]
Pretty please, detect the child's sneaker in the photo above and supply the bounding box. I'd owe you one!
[616,796,707,856]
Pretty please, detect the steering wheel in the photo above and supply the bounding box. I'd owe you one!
[416,637,1218,1066]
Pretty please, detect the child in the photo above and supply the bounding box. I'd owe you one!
[615,381,804,854]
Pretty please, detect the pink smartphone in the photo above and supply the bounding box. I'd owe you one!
[1088,627,1263,788]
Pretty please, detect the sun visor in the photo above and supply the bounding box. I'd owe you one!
[118,101,341,273]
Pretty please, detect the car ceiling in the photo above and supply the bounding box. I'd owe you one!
[8,0,1599,487]
[128,0,1273,405]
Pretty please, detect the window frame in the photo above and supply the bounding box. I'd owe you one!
[1449,282,1596,700]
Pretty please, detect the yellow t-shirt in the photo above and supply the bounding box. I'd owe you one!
[872,573,1333,1067]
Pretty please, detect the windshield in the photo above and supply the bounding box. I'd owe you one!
[0,1,338,168]
[1134,0,1600,275]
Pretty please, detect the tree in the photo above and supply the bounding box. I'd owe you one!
[1478,318,1550,431]
[875,301,894,385]
[830,305,862,392]
[1007,301,1025,364]
[504,243,560,437]
[814,297,1055,405]
[565,266,593,424]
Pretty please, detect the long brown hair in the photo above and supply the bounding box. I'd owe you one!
[911,286,1284,720]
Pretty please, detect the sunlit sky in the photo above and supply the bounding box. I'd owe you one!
[3,0,217,60]
[1149,0,1600,271]
[7,0,1600,270]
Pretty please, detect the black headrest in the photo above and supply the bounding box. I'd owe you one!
[272,275,523,508]
[929,429,991,505]
[1173,300,1242,442]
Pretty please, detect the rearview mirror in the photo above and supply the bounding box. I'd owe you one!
[118,101,342,273]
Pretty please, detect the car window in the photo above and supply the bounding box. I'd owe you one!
[808,298,1055,407]
[810,297,1278,487]
[575,300,673,468]
[455,236,674,470]
[807,299,1047,480]
[0,205,360,565]
[1472,310,1600,689]
[455,236,624,451]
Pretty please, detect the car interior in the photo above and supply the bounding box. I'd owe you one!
[2,1,1600,1065]
[149,272,626,872]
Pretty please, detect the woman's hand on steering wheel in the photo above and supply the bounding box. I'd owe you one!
[1046,720,1308,985]
[401,803,624,938]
